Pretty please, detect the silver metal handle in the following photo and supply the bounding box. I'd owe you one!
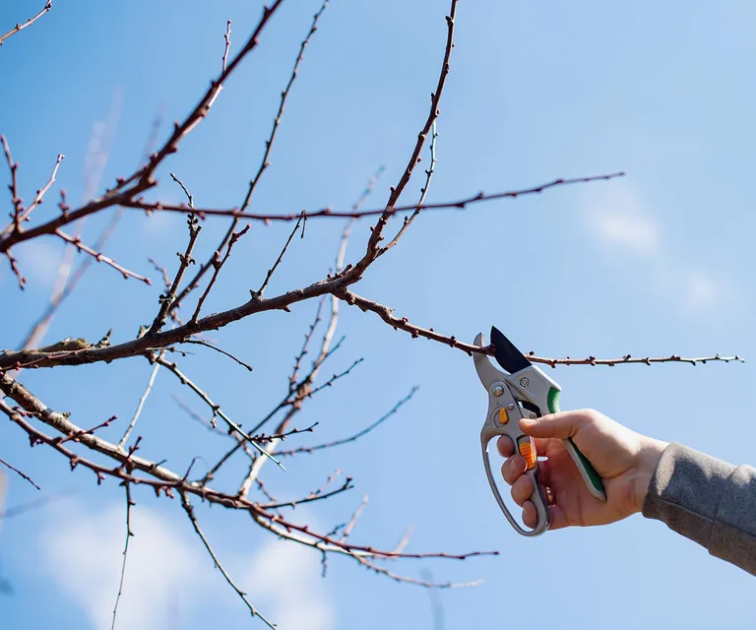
[481,430,550,536]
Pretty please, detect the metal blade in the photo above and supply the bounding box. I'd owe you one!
[491,326,532,374]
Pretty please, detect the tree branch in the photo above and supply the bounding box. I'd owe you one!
[110,482,134,630]
[277,387,417,456]
[0,1,52,47]
[0,455,40,490]
[181,492,275,629]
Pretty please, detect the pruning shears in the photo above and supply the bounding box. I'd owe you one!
[473,326,606,536]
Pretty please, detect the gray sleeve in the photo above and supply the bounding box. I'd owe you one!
[642,442,756,575]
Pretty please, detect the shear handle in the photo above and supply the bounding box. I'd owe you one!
[481,429,549,536]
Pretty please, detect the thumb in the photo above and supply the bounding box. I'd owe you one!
[520,410,590,439]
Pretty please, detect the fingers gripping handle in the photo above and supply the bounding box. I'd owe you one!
[548,389,606,502]
[481,433,549,536]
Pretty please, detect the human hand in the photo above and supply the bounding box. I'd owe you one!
[498,409,667,529]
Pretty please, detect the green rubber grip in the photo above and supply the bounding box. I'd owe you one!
[548,387,606,498]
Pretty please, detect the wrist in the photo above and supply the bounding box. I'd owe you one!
[632,437,668,513]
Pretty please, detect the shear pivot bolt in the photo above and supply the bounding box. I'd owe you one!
[520,377,530,387]
[492,385,504,397]
[507,403,515,410]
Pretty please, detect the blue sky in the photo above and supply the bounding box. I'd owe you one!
[2,1,756,628]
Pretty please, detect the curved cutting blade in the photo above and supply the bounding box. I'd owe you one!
[491,326,531,374]
[472,332,507,387]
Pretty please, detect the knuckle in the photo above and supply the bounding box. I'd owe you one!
[496,435,513,456]
[511,475,533,506]
[500,456,523,484]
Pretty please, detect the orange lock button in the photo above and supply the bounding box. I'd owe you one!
[498,408,509,425]
[517,437,537,470]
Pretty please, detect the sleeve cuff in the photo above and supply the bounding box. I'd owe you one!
[642,442,736,550]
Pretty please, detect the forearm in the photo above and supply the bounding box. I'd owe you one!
[642,443,756,575]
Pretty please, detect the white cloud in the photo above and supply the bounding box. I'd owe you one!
[16,238,65,288]
[683,271,721,309]
[656,268,734,312]
[582,183,741,317]
[245,539,335,630]
[39,501,335,630]
[583,183,659,256]
[40,501,212,630]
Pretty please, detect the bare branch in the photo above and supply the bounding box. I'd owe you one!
[381,120,438,254]
[221,20,232,72]
[120,172,626,224]
[54,415,116,446]
[290,298,325,390]
[54,229,151,284]
[118,360,162,447]
[4,248,25,289]
[251,422,318,444]
[0,0,288,255]
[0,390,497,574]
[277,387,418,456]
[0,1,52,47]
[147,213,201,335]
[255,212,305,297]
[358,0,458,270]
[0,455,40,490]
[1,135,23,236]
[111,482,134,630]
[171,394,226,435]
[165,1,328,314]
[238,0,330,217]
[19,106,161,351]
[12,152,65,232]
[340,495,368,543]
[148,257,171,291]
[155,356,284,469]
[181,492,275,629]
[190,224,250,323]
[182,339,253,372]
[258,474,353,510]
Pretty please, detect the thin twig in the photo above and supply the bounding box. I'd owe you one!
[339,495,369,543]
[190,224,250,323]
[221,20,232,72]
[171,394,226,435]
[0,391,497,566]
[54,415,116,445]
[121,172,625,224]
[304,358,364,398]
[147,212,201,334]
[255,212,304,297]
[258,475,353,510]
[0,0,288,254]
[0,1,52,47]
[111,482,134,630]
[13,153,65,230]
[119,360,161,447]
[18,106,161,351]
[251,422,318,444]
[290,299,325,390]
[155,356,284,469]
[358,0,458,269]
[182,339,253,372]
[381,120,438,254]
[277,387,417,456]
[0,456,40,490]
[1,136,23,236]
[54,229,151,283]
[181,492,275,629]
[169,1,328,315]
[148,257,171,291]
